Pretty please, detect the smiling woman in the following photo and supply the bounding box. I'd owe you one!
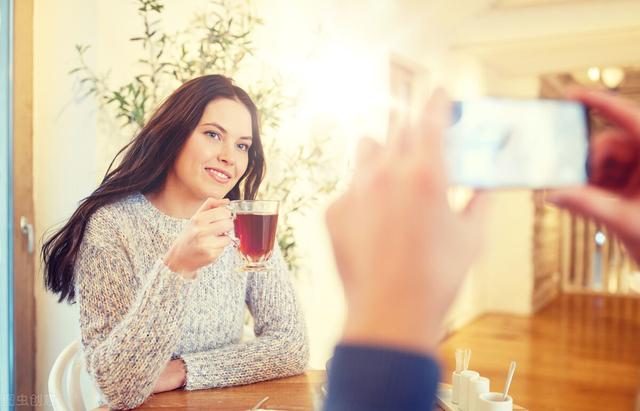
[41,75,309,409]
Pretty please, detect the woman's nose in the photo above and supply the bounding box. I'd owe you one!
[217,142,235,165]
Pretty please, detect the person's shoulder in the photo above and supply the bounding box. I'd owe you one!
[83,192,141,244]
[88,192,140,223]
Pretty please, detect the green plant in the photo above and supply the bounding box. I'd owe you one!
[71,0,339,276]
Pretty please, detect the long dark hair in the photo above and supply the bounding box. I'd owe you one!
[42,75,265,303]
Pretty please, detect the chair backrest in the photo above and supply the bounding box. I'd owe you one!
[48,340,87,411]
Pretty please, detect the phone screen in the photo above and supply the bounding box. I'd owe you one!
[445,97,589,189]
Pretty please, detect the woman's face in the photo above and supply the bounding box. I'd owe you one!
[170,98,253,202]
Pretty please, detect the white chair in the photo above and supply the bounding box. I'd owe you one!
[48,340,99,411]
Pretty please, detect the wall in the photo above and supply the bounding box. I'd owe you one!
[476,191,535,315]
[33,1,99,406]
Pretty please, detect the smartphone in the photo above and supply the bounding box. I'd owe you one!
[445,97,589,189]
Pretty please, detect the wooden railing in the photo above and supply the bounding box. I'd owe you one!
[560,211,639,294]
[533,191,639,303]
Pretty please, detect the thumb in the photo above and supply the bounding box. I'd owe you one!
[195,197,230,215]
[547,187,629,233]
[462,190,489,231]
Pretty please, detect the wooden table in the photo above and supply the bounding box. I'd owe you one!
[95,370,528,410]
[99,371,326,410]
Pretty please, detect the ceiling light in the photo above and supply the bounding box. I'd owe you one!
[601,67,625,89]
[587,67,600,82]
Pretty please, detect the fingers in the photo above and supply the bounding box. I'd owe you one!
[588,129,640,193]
[200,233,233,250]
[352,137,385,192]
[195,197,230,216]
[623,161,640,196]
[415,88,451,169]
[398,88,451,196]
[462,191,489,230]
[547,186,630,234]
[201,218,235,237]
[325,198,344,259]
[406,88,451,196]
[196,205,234,224]
[192,199,235,238]
[355,137,383,171]
[386,88,451,170]
[567,87,640,138]
[589,129,634,185]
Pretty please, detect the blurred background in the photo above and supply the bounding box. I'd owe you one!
[2,0,640,410]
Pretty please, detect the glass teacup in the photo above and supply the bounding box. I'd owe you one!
[228,200,279,271]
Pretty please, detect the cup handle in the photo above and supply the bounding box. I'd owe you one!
[224,204,239,247]
[224,232,240,247]
[225,204,237,220]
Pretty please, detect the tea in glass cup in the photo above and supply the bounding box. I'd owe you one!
[229,200,279,271]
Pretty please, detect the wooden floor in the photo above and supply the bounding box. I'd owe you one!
[438,294,640,411]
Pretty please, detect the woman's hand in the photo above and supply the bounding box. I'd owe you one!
[549,88,640,263]
[163,197,234,279]
[153,359,187,393]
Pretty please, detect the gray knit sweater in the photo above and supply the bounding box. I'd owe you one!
[75,192,309,410]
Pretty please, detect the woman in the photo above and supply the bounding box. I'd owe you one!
[42,75,309,410]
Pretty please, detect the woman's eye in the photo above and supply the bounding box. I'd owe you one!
[205,131,221,140]
[237,143,250,152]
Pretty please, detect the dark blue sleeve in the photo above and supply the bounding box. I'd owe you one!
[323,344,440,411]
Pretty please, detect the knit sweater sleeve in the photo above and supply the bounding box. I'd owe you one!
[180,246,309,389]
[75,209,194,410]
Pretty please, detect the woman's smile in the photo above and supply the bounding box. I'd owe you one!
[205,167,233,184]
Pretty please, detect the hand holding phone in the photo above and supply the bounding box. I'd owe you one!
[548,88,640,264]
